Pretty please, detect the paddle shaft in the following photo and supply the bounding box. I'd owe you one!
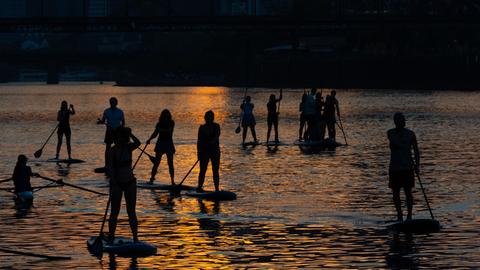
[136,147,157,163]
[178,160,199,186]
[336,117,348,145]
[416,172,435,220]
[132,143,149,170]
[35,125,58,156]
[0,247,71,260]
[38,175,107,196]
[0,178,12,184]
[98,196,111,239]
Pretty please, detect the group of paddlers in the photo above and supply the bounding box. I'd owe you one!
[7,90,421,244]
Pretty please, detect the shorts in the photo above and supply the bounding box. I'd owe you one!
[300,113,305,122]
[58,125,71,137]
[104,128,115,144]
[155,141,176,155]
[267,113,278,126]
[389,170,415,189]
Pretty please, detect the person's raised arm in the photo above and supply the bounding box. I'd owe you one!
[69,104,75,115]
[277,89,283,102]
[412,133,420,174]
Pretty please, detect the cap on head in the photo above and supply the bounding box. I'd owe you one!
[393,112,406,128]
[204,110,214,123]
[245,96,251,102]
[109,97,118,108]
[61,100,68,109]
[311,88,317,94]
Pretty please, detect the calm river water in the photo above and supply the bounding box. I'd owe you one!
[0,84,479,269]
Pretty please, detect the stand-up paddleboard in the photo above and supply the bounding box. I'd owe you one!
[94,167,106,173]
[242,141,261,147]
[262,141,288,147]
[137,182,196,191]
[294,139,342,148]
[185,190,237,201]
[386,219,441,233]
[46,158,85,164]
[87,236,157,257]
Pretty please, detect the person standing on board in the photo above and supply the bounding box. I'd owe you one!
[303,88,317,141]
[323,90,341,141]
[197,110,221,192]
[298,91,307,141]
[387,112,420,221]
[97,97,125,172]
[108,127,141,243]
[241,96,258,144]
[12,155,39,200]
[266,89,282,143]
[55,101,75,160]
[146,109,176,185]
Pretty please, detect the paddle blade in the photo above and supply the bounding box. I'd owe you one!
[33,149,43,158]
[89,236,104,257]
[235,126,241,134]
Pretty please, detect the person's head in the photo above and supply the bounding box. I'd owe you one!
[269,94,276,102]
[393,112,406,129]
[109,97,118,109]
[245,96,251,102]
[301,92,307,102]
[315,92,322,100]
[114,127,130,145]
[159,109,172,124]
[311,88,317,95]
[204,110,214,124]
[331,90,336,97]
[60,100,68,110]
[17,154,28,166]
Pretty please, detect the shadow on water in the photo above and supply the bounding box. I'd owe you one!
[56,163,71,177]
[386,232,419,270]
[108,254,138,270]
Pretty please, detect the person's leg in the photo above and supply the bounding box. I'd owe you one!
[166,152,175,185]
[124,182,138,242]
[211,151,220,192]
[242,126,247,143]
[150,152,162,184]
[66,132,72,159]
[266,120,273,142]
[299,119,305,141]
[108,184,123,242]
[404,187,413,220]
[198,157,209,191]
[320,120,326,140]
[251,125,258,142]
[392,187,403,221]
[56,132,63,159]
[327,121,334,140]
[274,118,279,142]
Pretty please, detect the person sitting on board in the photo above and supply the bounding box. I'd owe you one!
[97,97,125,174]
[55,101,75,160]
[323,90,341,141]
[146,109,176,185]
[197,110,221,192]
[241,96,258,144]
[12,155,39,200]
[266,89,282,143]
[303,88,317,141]
[298,91,307,141]
[388,112,420,221]
[108,127,141,243]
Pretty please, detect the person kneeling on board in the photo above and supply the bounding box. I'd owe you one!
[387,112,420,221]
[12,155,39,201]
[197,110,221,192]
[108,127,141,243]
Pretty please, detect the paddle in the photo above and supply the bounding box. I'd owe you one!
[336,117,348,145]
[0,247,71,260]
[136,147,158,164]
[0,177,12,184]
[34,124,59,158]
[235,87,248,134]
[415,171,435,220]
[177,160,199,187]
[132,143,149,170]
[90,196,110,257]
[37,175,107,196]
